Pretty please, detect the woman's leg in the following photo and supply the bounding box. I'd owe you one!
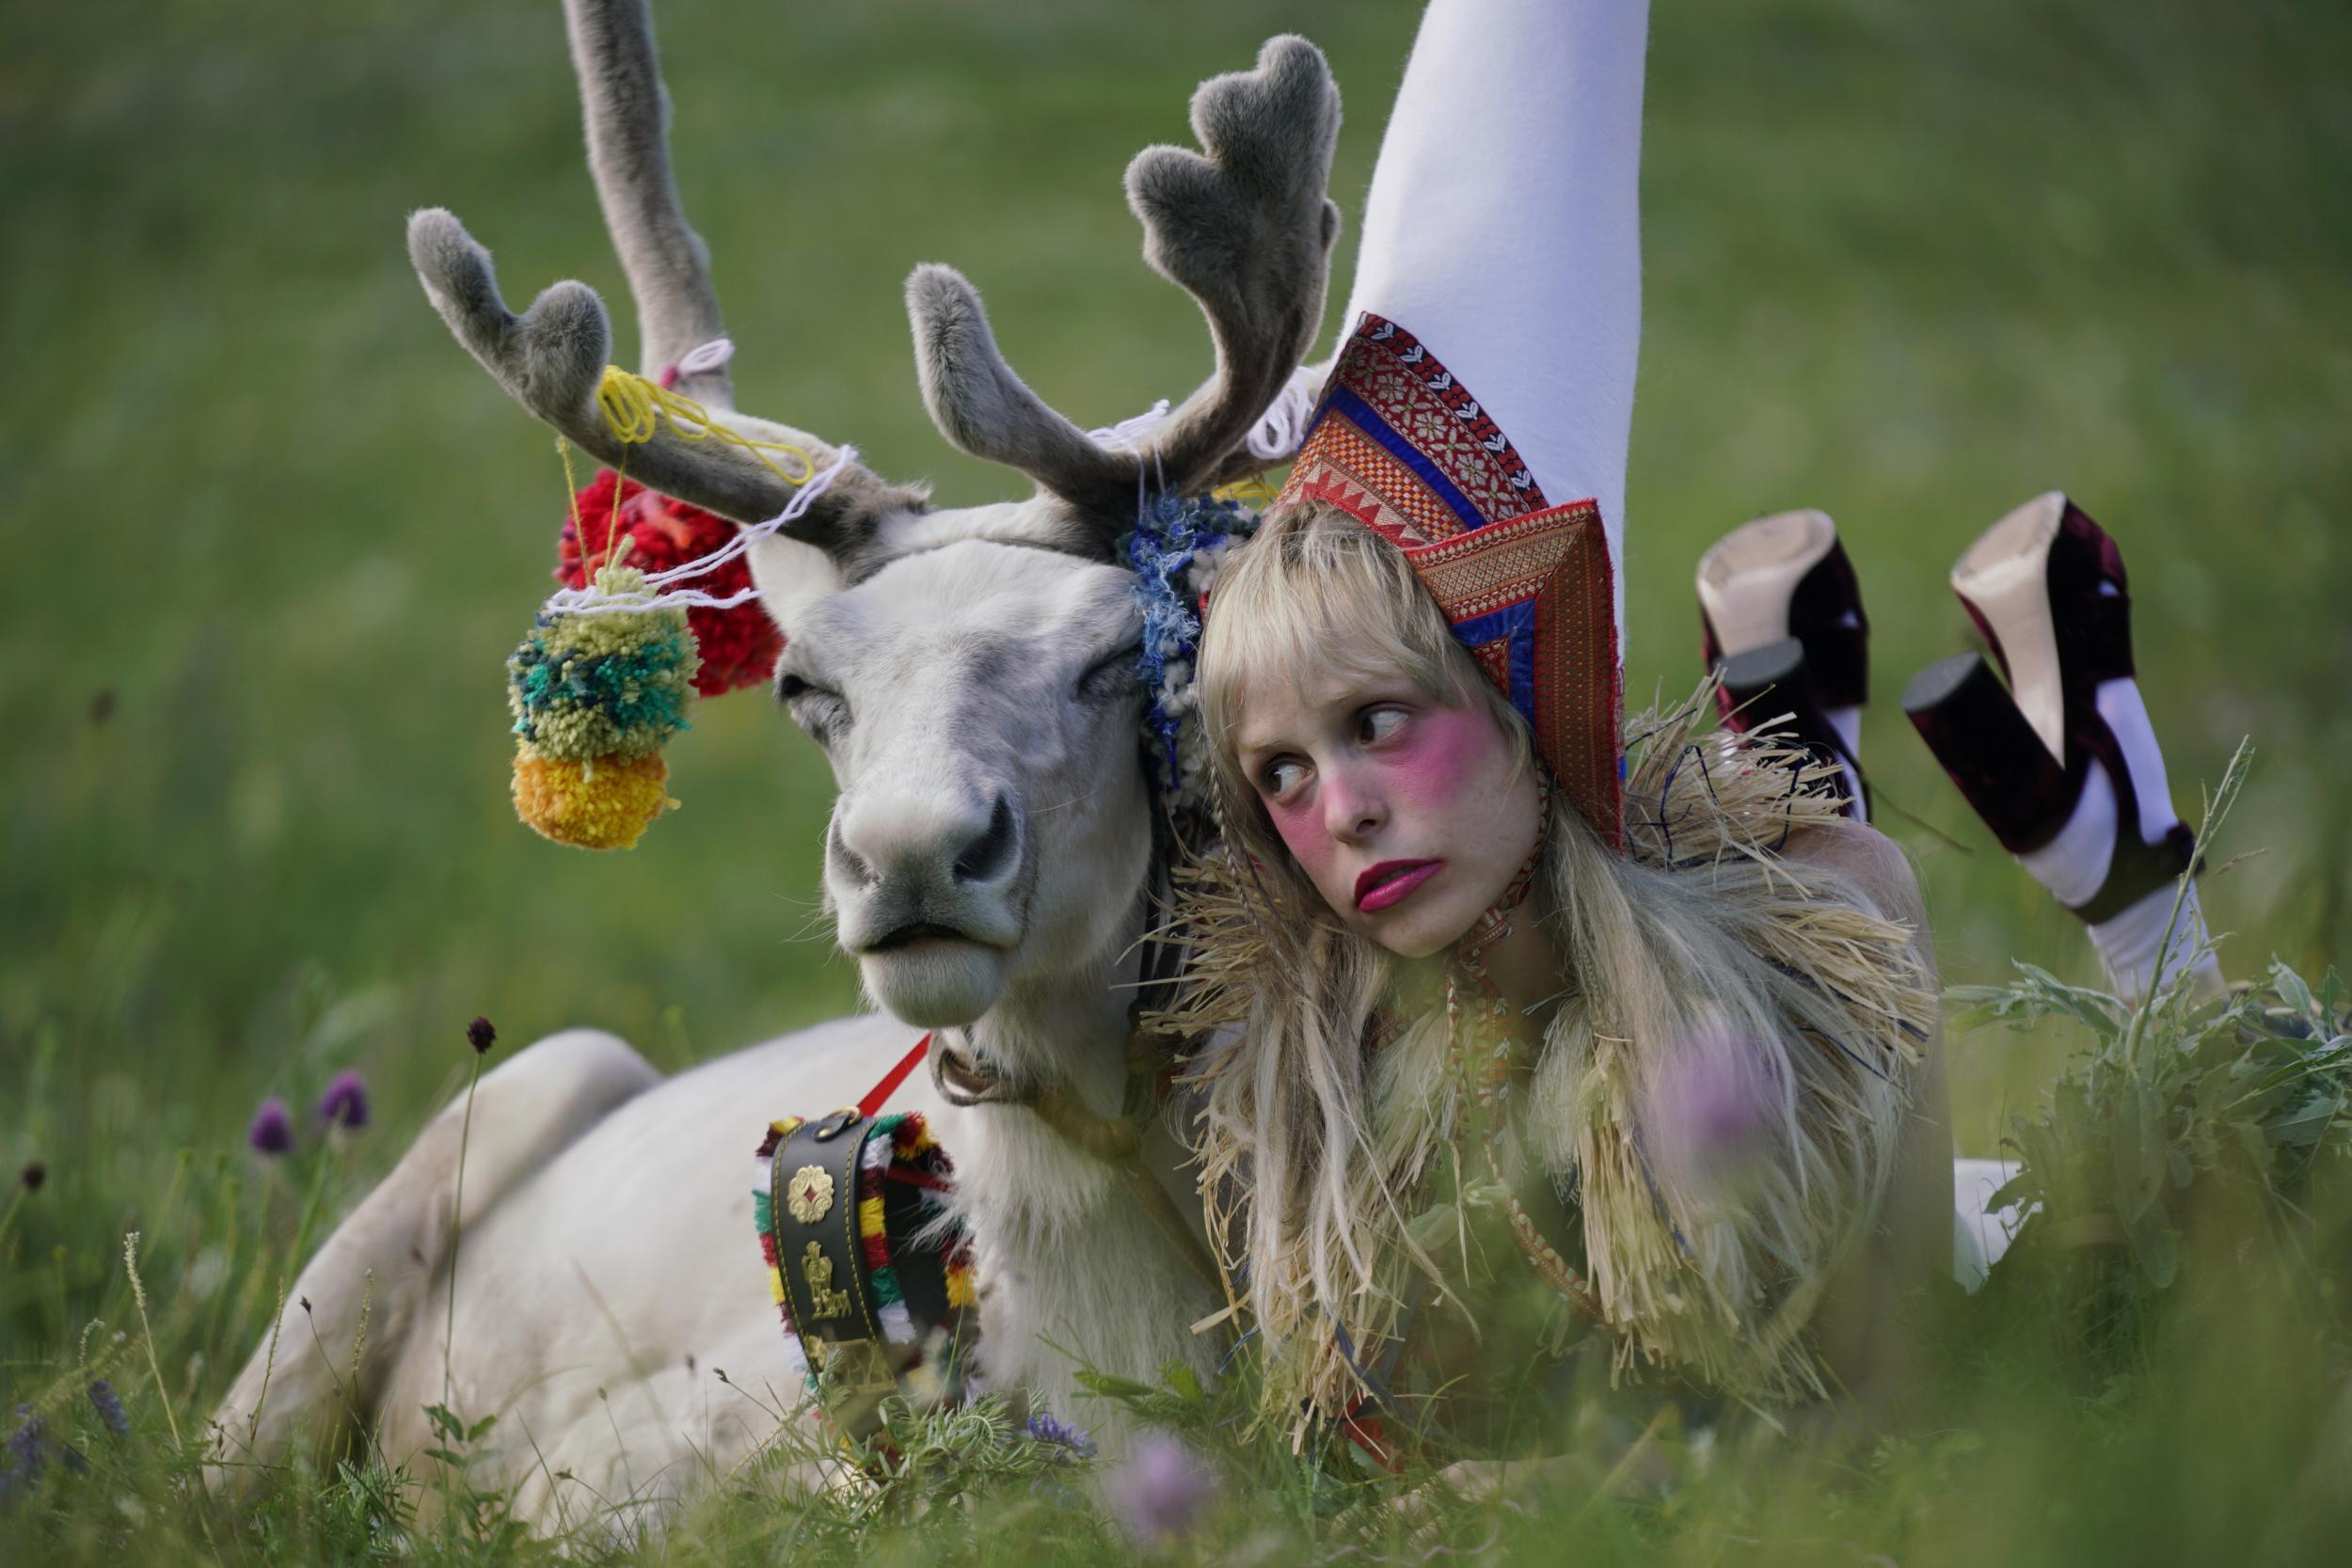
[1339,0,1650,641]
[1904,493,2222,1002]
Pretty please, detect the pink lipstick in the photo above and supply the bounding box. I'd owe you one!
[1355,859,1442,912]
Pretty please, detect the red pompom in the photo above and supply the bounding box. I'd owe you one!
[558,472,785,696]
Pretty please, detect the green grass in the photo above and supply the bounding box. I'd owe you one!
[4,0,2350,1560]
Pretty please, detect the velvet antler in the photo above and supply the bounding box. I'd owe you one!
[406,0,923,546]
[909,36,1343,530]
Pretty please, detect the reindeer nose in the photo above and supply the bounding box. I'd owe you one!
[833,791,1021,894]
[953,796,1019,885]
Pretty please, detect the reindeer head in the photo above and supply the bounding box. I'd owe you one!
[410,0,1340,1028]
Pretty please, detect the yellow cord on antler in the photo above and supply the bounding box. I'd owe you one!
[594,365,818,487]
[1213,476,1280,506]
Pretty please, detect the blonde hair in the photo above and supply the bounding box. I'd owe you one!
[1180,502,1929,1417]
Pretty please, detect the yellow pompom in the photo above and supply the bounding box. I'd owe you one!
[512,748,674,850]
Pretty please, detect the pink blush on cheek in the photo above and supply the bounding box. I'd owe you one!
[1262,791,1341,882]
[1378,704,1509,811]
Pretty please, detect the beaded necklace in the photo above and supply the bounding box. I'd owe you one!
[1443,790,1604,1323]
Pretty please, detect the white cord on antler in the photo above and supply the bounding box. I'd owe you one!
[671,337,736,379]
[1094,363,1321,495]
[1090,399,1173,519]
[1245,363,1324,463]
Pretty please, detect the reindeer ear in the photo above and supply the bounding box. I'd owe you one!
[745,532,848,639]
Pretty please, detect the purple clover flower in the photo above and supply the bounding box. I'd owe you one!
[246,1097,294,1156]
[1642,1037,1779,1201]
[87,1381,129,1439]
[6,1406,42,1484]
[1023,1411,1096,1459]
[1672,1056,1770,1150]
[1104,1431,1214,1545]
[0,1403,78,1503]
[317,1069,371,1131]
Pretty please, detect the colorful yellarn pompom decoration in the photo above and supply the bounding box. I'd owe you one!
[506,564,699,849]
[561,470,783,696]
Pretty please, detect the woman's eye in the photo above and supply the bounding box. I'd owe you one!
[1260,759,1310,799]
[1359,705,1408,745]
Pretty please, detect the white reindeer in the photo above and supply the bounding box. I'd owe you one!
[210,0,1341,1533]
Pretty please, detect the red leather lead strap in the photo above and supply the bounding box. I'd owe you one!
[857,1033,933,1119]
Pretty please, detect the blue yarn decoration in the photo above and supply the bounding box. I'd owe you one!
[1118,490,1260,811]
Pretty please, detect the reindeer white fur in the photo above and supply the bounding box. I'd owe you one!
[211,0,1341,1533]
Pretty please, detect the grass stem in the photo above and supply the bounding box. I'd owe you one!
[443,1053,483,1404]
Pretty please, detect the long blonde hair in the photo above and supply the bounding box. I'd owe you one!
[1175,502,1931,1416]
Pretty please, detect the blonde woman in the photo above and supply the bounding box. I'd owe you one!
[1167,0,1954,1452]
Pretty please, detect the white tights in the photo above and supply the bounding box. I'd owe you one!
[2011,678,2220,1000]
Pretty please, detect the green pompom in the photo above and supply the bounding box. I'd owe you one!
[507,566,701,763]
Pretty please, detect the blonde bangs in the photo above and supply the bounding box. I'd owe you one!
[1198,502,1524,804]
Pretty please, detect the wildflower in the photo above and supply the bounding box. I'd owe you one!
[1641,1036,1779,1205]
[1024,1411,1097,1459]
[467,1016,498,1054]
[1104,1431,1214,1545]
[6,1407,41,1481]
[1,1405,53,1504]
[87,1381,129,1439]
[317,1069,372,1131]
[17,1162,40,1192]
[247,1097,294,1156]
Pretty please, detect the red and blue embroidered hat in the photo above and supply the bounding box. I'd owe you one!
[1277,313,1624,850]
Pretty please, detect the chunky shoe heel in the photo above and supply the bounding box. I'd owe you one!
[1901,653,2068,849]
[1721,638,1869,819]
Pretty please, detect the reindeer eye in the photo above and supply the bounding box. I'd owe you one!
[775,671,849,742]
[1078,643,1145,702]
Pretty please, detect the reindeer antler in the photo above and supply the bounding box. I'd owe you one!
[564,0,726,403]
[407,0,923,546]
[910,36,1343,527]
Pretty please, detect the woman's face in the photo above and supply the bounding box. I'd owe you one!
[1232,661,1543,959]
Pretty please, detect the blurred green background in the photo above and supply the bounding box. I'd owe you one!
[3,0,2346,1381]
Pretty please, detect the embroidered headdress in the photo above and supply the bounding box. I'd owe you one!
[1277,313,1624,849]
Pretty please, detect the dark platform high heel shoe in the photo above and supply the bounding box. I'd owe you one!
[1902,492,2195,924]
[1697,510,1871,820]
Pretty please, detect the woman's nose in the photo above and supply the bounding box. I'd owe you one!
[1321,762,1386,844]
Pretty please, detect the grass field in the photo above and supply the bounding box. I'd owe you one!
[5,0,2350,1560]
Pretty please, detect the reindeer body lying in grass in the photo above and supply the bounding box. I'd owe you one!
[211,0,1342,1532]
